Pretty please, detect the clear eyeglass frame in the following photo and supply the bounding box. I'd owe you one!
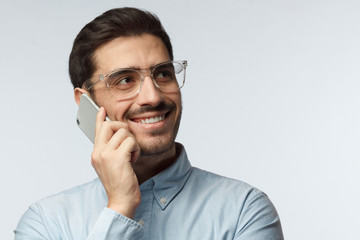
[83,60,188,100]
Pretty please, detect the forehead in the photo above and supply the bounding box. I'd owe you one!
[93,34,170,73]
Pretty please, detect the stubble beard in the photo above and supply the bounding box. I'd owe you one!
[125,100,182,158]
[138,109,181,157]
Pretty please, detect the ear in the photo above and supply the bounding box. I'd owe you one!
[74,88,90,106]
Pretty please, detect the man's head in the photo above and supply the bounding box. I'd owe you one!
[70,8,183,158]
[69,7,173,89]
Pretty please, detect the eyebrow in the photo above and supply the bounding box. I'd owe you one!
[109,63,159,73]
[111,65,139,71]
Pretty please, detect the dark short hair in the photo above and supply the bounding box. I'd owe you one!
[69,7,173,89]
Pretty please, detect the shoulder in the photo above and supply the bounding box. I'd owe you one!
[36,178,103,205]
[190,167,262,196]
[188,167,283,238]
[187,167,278,217]
[186,167,271,213]
[28,178,106,218]
[15,178,106,238]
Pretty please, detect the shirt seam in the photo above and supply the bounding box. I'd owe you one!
[234,190,267,238]
[31,203,52,239]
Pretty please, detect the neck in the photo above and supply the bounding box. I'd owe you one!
[132,144,180,184]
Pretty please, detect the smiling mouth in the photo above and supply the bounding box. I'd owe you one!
[131,114,167,124]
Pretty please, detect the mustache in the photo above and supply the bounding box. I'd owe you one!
[125,101,175,119]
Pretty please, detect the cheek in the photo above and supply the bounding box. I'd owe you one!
[94,95,130,122]
[109,101,133,122]
[173,94,182,113]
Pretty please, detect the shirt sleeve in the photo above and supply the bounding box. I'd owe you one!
[14,205,144,239]
[87,208,143,240]
[234,192,284,240]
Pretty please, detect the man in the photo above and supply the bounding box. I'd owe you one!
[15,7,283,239]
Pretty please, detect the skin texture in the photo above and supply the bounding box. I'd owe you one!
[74,34,182,219]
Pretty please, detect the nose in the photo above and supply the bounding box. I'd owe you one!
[136,74,163,106]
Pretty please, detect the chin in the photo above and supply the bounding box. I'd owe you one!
[136,110,181,157]
[138,136,176,156]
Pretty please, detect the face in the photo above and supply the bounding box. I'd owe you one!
[87,34,182,157]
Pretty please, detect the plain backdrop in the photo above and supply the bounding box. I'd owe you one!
[1,0,359,239]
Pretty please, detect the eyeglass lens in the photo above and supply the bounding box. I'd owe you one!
[106,61,185,99]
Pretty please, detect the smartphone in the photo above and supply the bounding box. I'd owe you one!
[76,93,110,143]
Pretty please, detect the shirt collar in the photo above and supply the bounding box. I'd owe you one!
[140,143,192,210]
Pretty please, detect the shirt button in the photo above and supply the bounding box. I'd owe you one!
[138,219,144,226]
[160,197,167,204]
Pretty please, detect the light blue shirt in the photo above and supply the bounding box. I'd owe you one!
[15,144,283,239]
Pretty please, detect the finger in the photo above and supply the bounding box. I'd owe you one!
[96,121,128,145]
[131,145,141,163]
[106,128,130,150]
[95,107,107,143]
[116,136,141,163]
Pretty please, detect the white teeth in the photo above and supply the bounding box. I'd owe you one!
[138,115,165,124]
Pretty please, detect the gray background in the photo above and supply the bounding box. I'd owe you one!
[1,0,359,239]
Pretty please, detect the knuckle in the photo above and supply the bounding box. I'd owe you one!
[99,151,109,161]
[91,150,112,167]
[91,149,109,161]
[90,154,98,168]
[91,150,100,161]
[126,136,136,145]
[102,121,111,128]
[90,159,97,168]
[91,151,102,166]
[117,127,127,135]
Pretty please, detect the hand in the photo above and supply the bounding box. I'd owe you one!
[91,107,141,219]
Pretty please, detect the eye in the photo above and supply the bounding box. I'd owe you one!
[109,76,136,88]
[115,77,133,85]
[154,67,175,82]
[155,71,171,79]
[107,70,139,90]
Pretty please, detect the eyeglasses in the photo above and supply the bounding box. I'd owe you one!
[83,60,187,100]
